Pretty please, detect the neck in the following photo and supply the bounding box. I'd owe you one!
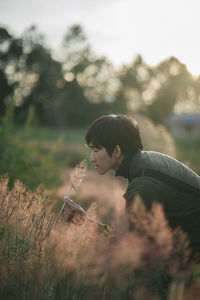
[114,155,124,171]
[115,154,134,181]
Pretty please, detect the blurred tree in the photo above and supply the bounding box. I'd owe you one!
[145,57,194,123]
[61,24,123,115]
[116,55,199,124]
[0,27,23,64]
[13,25,65,125]
[115,55,150,112]
[0,25,120,127]
[0,25,90,127]
[17,43,63,124]
[1,24,199,128]
[0,27,18,117]
[0,69,12,118]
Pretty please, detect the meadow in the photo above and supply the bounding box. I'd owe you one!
[1,111,200,300]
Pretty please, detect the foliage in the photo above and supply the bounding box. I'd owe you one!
[0,103,62,189]
[0,175,57,300]
[0,25,124,128]
[1,174,200,300]
[145,57,194,123]
[0,176,54,258]
[62,24,121,105]
[117,55,200,124]
[1,24,200,128]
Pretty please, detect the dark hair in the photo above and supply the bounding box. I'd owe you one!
[85,114,143,156]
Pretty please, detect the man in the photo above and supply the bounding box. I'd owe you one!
[64,114,200,252]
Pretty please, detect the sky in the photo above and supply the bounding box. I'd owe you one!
[1,0,200,75]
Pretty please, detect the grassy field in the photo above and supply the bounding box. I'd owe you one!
[2,118,200,192]
[15,125,87,144]
[0,118,89,190]
[1,112,200,299]
[1,171,199,300]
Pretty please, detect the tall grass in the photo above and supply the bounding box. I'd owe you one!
[1,109,199,299]
[0,103,87,190]
[0,175,56,299]
[0,174,199,300]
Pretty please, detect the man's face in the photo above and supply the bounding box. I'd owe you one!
[90,146,123,175]
[89,145,121,175]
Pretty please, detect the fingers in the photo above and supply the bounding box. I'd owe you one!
[64,196,80,208]
[71,213,85,225]
[63,196,86,225]
[66,211,86,225]
[64,197,77,209]
[64,196,73,205]
[64,196,86,215]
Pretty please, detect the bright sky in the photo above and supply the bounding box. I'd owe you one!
[1,0,200,75]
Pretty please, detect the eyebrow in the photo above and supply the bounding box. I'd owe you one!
[89,144,102,149]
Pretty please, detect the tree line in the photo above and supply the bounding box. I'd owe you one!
[0,24,200,127]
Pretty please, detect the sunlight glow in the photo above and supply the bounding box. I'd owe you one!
[1,0,200,76]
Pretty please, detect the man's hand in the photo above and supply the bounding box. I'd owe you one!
[63,196,87,225]
[63,196,110,234]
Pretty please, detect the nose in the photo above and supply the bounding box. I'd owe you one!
[90,152,95,162]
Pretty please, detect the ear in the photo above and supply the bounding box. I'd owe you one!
[113,145,122,158]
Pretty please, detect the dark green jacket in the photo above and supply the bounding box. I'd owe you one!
[116,151,200,252]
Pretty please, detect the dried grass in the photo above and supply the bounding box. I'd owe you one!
[0,173,198,300]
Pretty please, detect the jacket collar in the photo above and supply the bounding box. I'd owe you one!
[115,153,135,182]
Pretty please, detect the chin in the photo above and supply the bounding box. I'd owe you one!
[98,170,105,175]
[97,168,105,175]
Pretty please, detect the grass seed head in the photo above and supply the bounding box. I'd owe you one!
[69,159,87,194]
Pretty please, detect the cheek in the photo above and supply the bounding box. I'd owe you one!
[104,155,113,166]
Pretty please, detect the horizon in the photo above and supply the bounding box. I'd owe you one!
[1,0,200,76]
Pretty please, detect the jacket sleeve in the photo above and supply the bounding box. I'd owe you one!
[124,177,164,213]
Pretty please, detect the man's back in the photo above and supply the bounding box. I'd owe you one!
[124,151,200,253]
